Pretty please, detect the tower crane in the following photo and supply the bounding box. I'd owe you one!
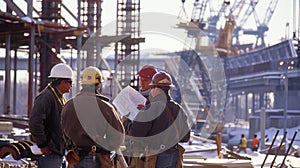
[178,0,234,47]
[242,0,279,47]
[176,0,209,37]
[233,0,258,45]
[179,0,279,50]
[190,0,209,30]
[206,0,231,43]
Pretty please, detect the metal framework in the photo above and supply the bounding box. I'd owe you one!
[79,0,103,67]
[0,0,85,115]
[115,0,144,90]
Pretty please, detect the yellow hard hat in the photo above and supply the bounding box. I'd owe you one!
[80,66,103,85]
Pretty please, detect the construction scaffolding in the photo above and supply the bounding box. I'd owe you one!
[0,0,97,116]
[115,0,144,90]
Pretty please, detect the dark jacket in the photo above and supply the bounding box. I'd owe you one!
[126,92,190,152]
[61,91,125,152]
[29,84,65,155]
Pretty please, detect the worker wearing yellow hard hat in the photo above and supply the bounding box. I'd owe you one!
[61,66,125,167]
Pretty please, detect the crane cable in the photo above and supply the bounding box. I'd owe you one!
[178,0,189,21]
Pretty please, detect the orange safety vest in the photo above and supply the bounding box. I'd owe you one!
[252,138,259,148]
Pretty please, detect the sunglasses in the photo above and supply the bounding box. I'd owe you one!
[65,80,72,84]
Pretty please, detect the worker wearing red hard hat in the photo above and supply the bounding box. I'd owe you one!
[138,65,158,97]
[125,71,191,167]
[121,64,158,167]
[132,64,157,110]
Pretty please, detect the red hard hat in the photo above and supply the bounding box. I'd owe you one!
[149,71,174,87]
[138,65,157,79]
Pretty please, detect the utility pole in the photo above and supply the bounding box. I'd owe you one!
[283,63,288,153]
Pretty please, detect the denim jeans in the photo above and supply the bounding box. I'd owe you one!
[37,153,65,168]
[155,152,178,168]
[73,155,101,168]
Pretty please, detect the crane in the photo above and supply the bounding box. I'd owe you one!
[179,0,279,50]
[178,0,233,47]
[190,0,209,30]
[242,0,279,47]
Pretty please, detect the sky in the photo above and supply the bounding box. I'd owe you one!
[0,0,296,50]
[99,0,295,47]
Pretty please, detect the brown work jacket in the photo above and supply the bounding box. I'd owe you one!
[61,91,125,152]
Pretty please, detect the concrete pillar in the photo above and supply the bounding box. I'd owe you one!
[4,34,11,115]
[260,107,266,150]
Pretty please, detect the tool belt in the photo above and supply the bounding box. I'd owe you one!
[176,144,185,168]
[66,149,80,167]
[76,146,110,157]
[66,146,113,168]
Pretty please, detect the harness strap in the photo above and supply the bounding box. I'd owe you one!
[48,83,66,107]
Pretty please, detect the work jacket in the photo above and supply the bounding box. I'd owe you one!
[61,91,125,153]
[126,92,190,153]
[252,137,259,148]
[29,84,65,155]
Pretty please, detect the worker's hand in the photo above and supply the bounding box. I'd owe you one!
[121,116,128,122]
[203,108,209,113]
[41,146,51,155]
[137,104,144,110]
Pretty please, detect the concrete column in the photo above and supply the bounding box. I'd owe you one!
[245,93,248,120]
[4,34,11,114]
[260,107,266,150]
[13,50,17,114]
[27,23,35,117]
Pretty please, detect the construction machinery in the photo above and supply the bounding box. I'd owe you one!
[178,0,279,52]
[176,0,280,138]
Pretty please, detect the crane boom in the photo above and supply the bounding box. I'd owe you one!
[263,0,279,25]
[230,0,246,22]
[239,0,259,27]
[190,0,209,29]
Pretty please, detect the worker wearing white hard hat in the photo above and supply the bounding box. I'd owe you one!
[29,63,74,168]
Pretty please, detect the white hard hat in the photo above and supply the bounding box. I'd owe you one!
[48,63,73,79]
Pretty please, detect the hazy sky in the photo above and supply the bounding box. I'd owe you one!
[0,0,296,48]
[100,0,295,46]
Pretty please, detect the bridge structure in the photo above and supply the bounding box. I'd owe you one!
[224,39,300,137]
[162,39,299,138]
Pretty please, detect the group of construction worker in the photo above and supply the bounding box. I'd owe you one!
[28,63,191,168]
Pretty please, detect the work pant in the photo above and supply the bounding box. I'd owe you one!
[37,153,65,168]
[155,152,178,168]
[238,147,247,153]
[72,155,101,168]
[252,146,258,151]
